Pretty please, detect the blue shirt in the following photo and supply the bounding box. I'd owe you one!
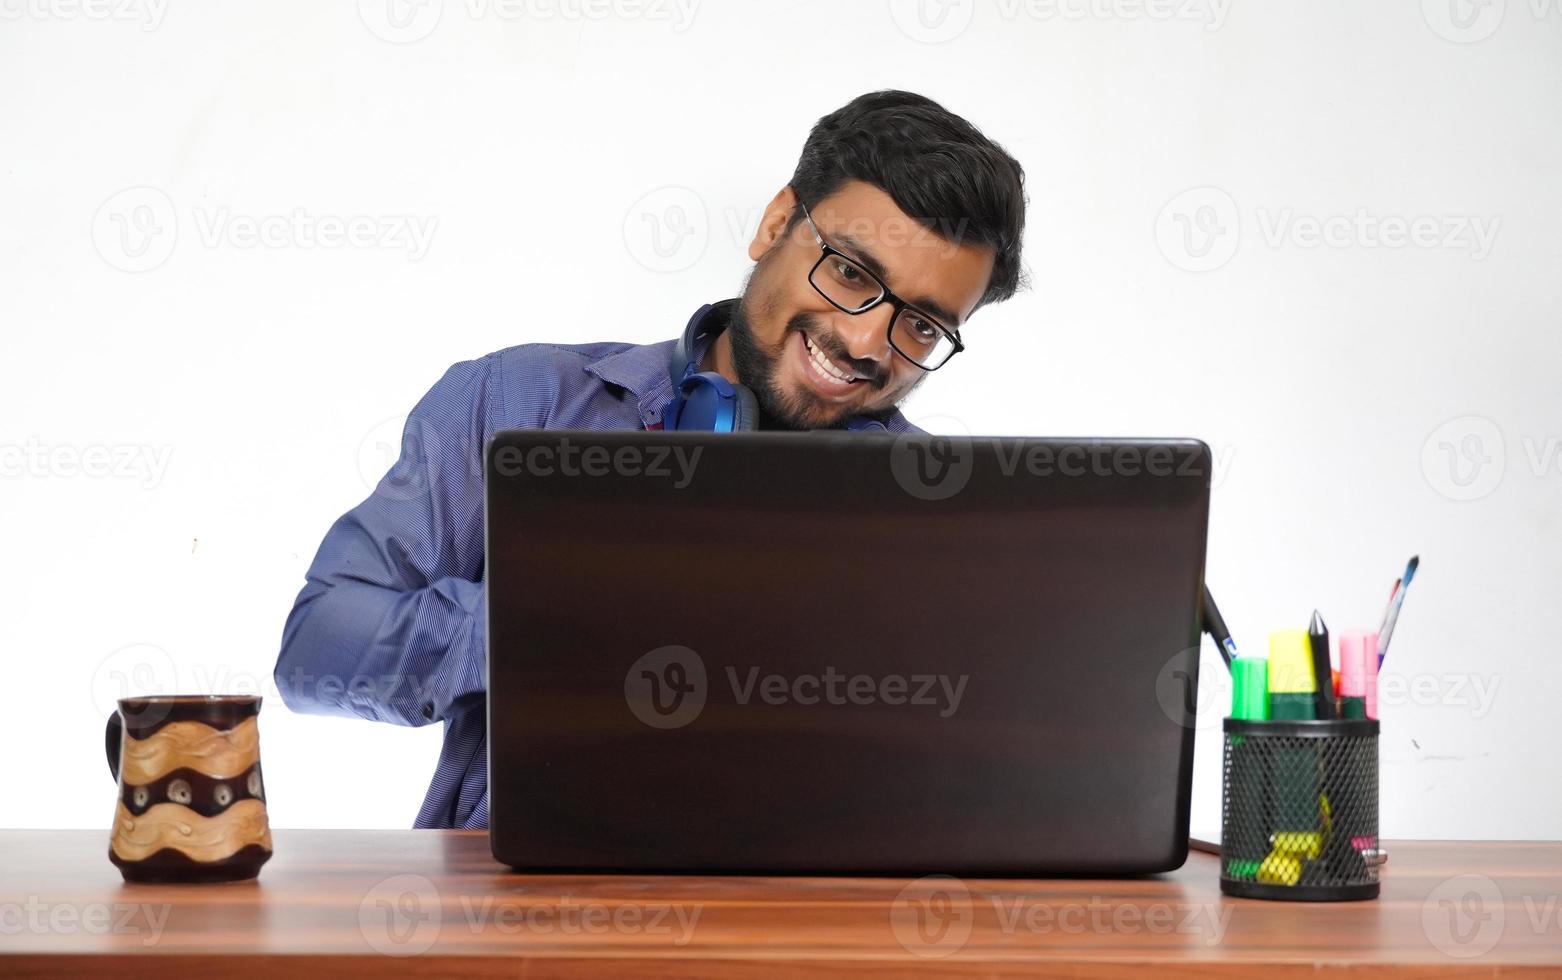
[274,302,917,828]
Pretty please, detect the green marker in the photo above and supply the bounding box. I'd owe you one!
[1225,657,1269,881]
[1231,657,1270,722]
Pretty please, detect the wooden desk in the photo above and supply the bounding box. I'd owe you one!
[1,831,1558,977]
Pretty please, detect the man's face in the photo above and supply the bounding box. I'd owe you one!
[727,180,996,430]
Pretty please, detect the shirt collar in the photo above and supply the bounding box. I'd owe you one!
[581,338,681,428]
[582,300,908,433]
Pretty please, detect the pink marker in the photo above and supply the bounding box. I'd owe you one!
[1339,631,1379,720]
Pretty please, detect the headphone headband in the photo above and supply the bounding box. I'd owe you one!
[664,299,754,432]
[669,299,740,386]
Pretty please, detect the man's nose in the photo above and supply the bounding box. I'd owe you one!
[833,305,895,366]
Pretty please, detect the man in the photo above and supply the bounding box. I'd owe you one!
[274,90,1027,829]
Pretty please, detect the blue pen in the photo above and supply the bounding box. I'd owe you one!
[1377,555,1418,669]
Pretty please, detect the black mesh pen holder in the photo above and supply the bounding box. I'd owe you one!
[1220,718,1380,901]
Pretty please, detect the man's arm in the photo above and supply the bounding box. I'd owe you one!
[274,357,493,728]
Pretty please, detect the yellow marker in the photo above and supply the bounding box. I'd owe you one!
[1268,630,1318,720]
[1257,851,1303,886]
[1272,831,1322,860]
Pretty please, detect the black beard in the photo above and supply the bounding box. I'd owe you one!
[726,296,894,431]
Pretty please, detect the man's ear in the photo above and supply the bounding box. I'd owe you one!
[747,185,799,262]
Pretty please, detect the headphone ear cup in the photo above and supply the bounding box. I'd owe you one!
[730,384,759,432]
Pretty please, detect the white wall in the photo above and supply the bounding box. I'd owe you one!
[2,0,1558,839]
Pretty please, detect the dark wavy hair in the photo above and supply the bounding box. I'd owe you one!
[787,90,1027,311]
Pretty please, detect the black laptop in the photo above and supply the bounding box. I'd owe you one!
[485,430,1211,875]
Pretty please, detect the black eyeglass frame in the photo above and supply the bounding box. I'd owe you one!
[799,204,966,372]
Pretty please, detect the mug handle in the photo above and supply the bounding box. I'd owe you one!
[105,712,122,781]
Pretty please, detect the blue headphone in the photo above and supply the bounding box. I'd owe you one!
[663,300,759,432]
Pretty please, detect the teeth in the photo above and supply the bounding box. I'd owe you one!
[804,334,853,384]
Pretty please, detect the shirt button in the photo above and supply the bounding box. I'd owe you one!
[422,702,436,720]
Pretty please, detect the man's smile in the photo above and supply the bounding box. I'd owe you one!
[795,329,871,402]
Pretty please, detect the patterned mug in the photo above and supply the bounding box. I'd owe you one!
[104,695,273,882]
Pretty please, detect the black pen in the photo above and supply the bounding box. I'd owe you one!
[1202,584,1238,672]
[1308,609,1335,720]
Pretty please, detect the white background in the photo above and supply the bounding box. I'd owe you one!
[2,0,1558,839]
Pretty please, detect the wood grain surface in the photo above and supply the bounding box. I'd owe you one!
[2,830,1559,977]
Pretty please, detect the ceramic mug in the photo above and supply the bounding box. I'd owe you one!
[105,695,273,882]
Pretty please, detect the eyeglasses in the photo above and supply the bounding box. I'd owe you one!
[800,204,965,372]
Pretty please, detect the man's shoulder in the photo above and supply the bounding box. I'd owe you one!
[482,339,667,376]
[480,338,674,399]
[463,339,673,429]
